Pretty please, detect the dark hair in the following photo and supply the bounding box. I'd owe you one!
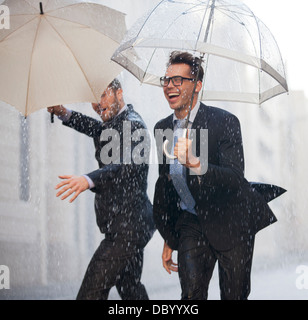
[108,78,122,92]
[168,51,204,82]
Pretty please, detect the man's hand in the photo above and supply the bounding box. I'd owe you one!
[55,175,89,203]
[174,137,200,169]
[47,105,68,117]
[162,242,178,274]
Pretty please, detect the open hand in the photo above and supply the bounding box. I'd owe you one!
[55,175,89,203]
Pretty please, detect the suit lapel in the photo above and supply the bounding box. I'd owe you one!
[165,114,174,130]
[190,103,209,159]
[191,103,209,130]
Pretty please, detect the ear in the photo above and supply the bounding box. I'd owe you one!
[116,88,123,100]
[195,80,203,94]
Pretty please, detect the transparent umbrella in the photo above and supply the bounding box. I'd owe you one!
[0,0,126,119]
[112,0,289,105]
[112,0,288,158]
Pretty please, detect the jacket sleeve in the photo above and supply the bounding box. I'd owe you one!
[62,111,102,138]
[86,164,121,192]
[153,174,180,250]
[86,163,149,194]
[153,121,180,250]
[86,120,150,194]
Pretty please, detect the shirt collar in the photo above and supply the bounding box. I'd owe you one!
[102,104,129,127]
[173,101,201,124]
[117,104,128,116]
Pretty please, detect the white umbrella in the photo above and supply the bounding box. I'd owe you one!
[0,0,126,117]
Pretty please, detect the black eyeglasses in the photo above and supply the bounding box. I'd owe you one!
[160,76,196,87]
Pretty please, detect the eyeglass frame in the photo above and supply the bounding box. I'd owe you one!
[160,76,196,87]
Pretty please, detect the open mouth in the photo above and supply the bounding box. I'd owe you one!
[167,92,180,102]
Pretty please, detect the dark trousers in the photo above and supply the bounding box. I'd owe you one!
[76,233,149,300]
[176,212,255,300]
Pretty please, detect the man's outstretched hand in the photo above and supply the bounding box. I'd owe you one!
[55,175,89,203]
[47,105,68,117]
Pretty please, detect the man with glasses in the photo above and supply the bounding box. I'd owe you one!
[153,51,281,300]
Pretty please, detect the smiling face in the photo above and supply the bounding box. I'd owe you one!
[163,63,202,119]
[93,86,123,122]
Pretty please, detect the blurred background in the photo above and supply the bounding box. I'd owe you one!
[0,0,307,299]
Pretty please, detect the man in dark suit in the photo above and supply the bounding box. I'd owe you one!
[153,51,282,300]
[48,79,155,300]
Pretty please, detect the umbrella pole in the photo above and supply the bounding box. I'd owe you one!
[184,53,205,132]
[185,0,216,131]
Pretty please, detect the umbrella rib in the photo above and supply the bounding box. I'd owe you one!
[42,14,122,44]
[215,7,260,59]
[0,15,38,43]
[134,0,165,39]
[249,11,263,103]
[45,3,84,13]
[125,1,193,82]
[45,1,126,39]
[25,17,42,117]
[43,16,97,101]
[141,2,202,81]
[201,19,215,99]
[215,8,249,25]
[7,3,125,43]
[44,3,109,15]
[182,3,205,15]
[22,0,41,13]
[210,5,263,103]
[45,0,51,12]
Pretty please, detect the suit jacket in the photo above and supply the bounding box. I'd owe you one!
[153,103,280,251]
[63,104,155,244]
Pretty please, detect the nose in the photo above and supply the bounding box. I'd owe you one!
[166,79,175,89]
[92,103,101,113]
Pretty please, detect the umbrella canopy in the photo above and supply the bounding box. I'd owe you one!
[112,0,288,105]
[0,0,126,116]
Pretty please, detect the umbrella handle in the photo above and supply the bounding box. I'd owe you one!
[163,128,187,160]
[51,112,54,123]
[163,140,177,160]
